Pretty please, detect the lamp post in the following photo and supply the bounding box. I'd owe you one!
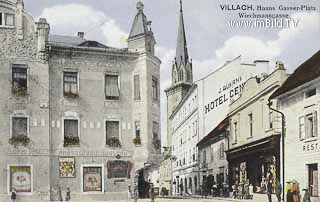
[267,100,285,201]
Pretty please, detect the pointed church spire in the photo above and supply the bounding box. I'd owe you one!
[176,0,189,66]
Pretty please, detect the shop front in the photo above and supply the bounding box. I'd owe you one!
[226,135,280,193]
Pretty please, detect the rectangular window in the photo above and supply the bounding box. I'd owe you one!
[269,111,273,129]
[306,111,317,138]
[5,13,14,26]
[152,76,159,101]
[153,122,159,140]
[106,121,120,140]
[12,117,28,138]
[0,13,2,26]
[135,121,140,138]
[210,146,214,162]
[134,75,140,100]
[220,142,225,158]
[248,113,253,137]
[105,74,120,100]
[233,122,238,143]
[299,116,305,140]
[306,88,316,98]
[64,119,79,146]
[12,64,27,95]
[63,72,78,98]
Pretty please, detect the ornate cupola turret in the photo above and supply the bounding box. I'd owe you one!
[128,1,156,55]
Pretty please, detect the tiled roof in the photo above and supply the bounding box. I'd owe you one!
[270,50,320,99]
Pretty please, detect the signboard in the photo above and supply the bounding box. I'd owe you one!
[59,157,75,178]
[9,166,31,192]
[198,57,267,136]
[107,160,132,178]
[83,166,102,192]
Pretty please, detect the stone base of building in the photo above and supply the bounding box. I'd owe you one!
[0,192,128,202]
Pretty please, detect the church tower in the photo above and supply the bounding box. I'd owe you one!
[165,0,193,146]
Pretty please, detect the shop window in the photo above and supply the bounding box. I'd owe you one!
[9,166,32,193]
[248,113,253,137]
[63,119,79,146]
[105,74,120,100]
[306,88,316,98]
[152,76,159,101]
[134,75,140,100]
[63,72,78,98]
[105,121,120,147]
[12,64,27,96]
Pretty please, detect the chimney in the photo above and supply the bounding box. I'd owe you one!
[77,32,84,38]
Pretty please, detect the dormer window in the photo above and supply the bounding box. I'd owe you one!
[0,13,15,27]
[306,88,316,98]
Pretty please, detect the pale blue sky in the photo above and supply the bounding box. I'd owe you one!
[23,0,320,144]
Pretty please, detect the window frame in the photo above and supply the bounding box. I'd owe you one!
[12,64,28,95]
[7,164,33,195]
[63,70,79,98]
[62,115,80,147]
[133,74,140,101]
[300,111,318,141]
[248,113,253,138]
[80,164,104,194]
[305,88,317,99]
[10,114,29,139]
[0,12,15,28]
[104,119,121,145]
[152,76,159,102]
[105,73,120,100]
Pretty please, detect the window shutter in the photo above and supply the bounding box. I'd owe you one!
[313,111,318,137]
[299,116,305,140]
[134,75,140,100]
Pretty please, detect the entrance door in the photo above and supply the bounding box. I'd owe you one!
[308,163,318,197]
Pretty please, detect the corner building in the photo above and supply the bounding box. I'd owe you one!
[0,0,161,201]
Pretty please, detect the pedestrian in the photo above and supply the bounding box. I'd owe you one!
[179,183,183,196]
[149,183,155,202]
[275,181,282,202]
[133,182,138,202]
[10,188,16,202]
[249,183,254,199]
[65,187,71,202]
[128,185,132,201]
[302,189,311,202]
[267,179,273,202]
[57,186,63,202]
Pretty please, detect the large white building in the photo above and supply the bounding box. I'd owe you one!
[271,51,320,201]
[164,2,270,195]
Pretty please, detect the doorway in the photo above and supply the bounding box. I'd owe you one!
[308,163,318,196]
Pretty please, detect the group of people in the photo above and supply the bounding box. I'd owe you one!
[232,181,254,200]
[57,187,71,202]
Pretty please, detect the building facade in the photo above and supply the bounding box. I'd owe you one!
[271,51,320,201]
[226,62,288,194]
[197,118,228,195]
[0,0,161,201]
